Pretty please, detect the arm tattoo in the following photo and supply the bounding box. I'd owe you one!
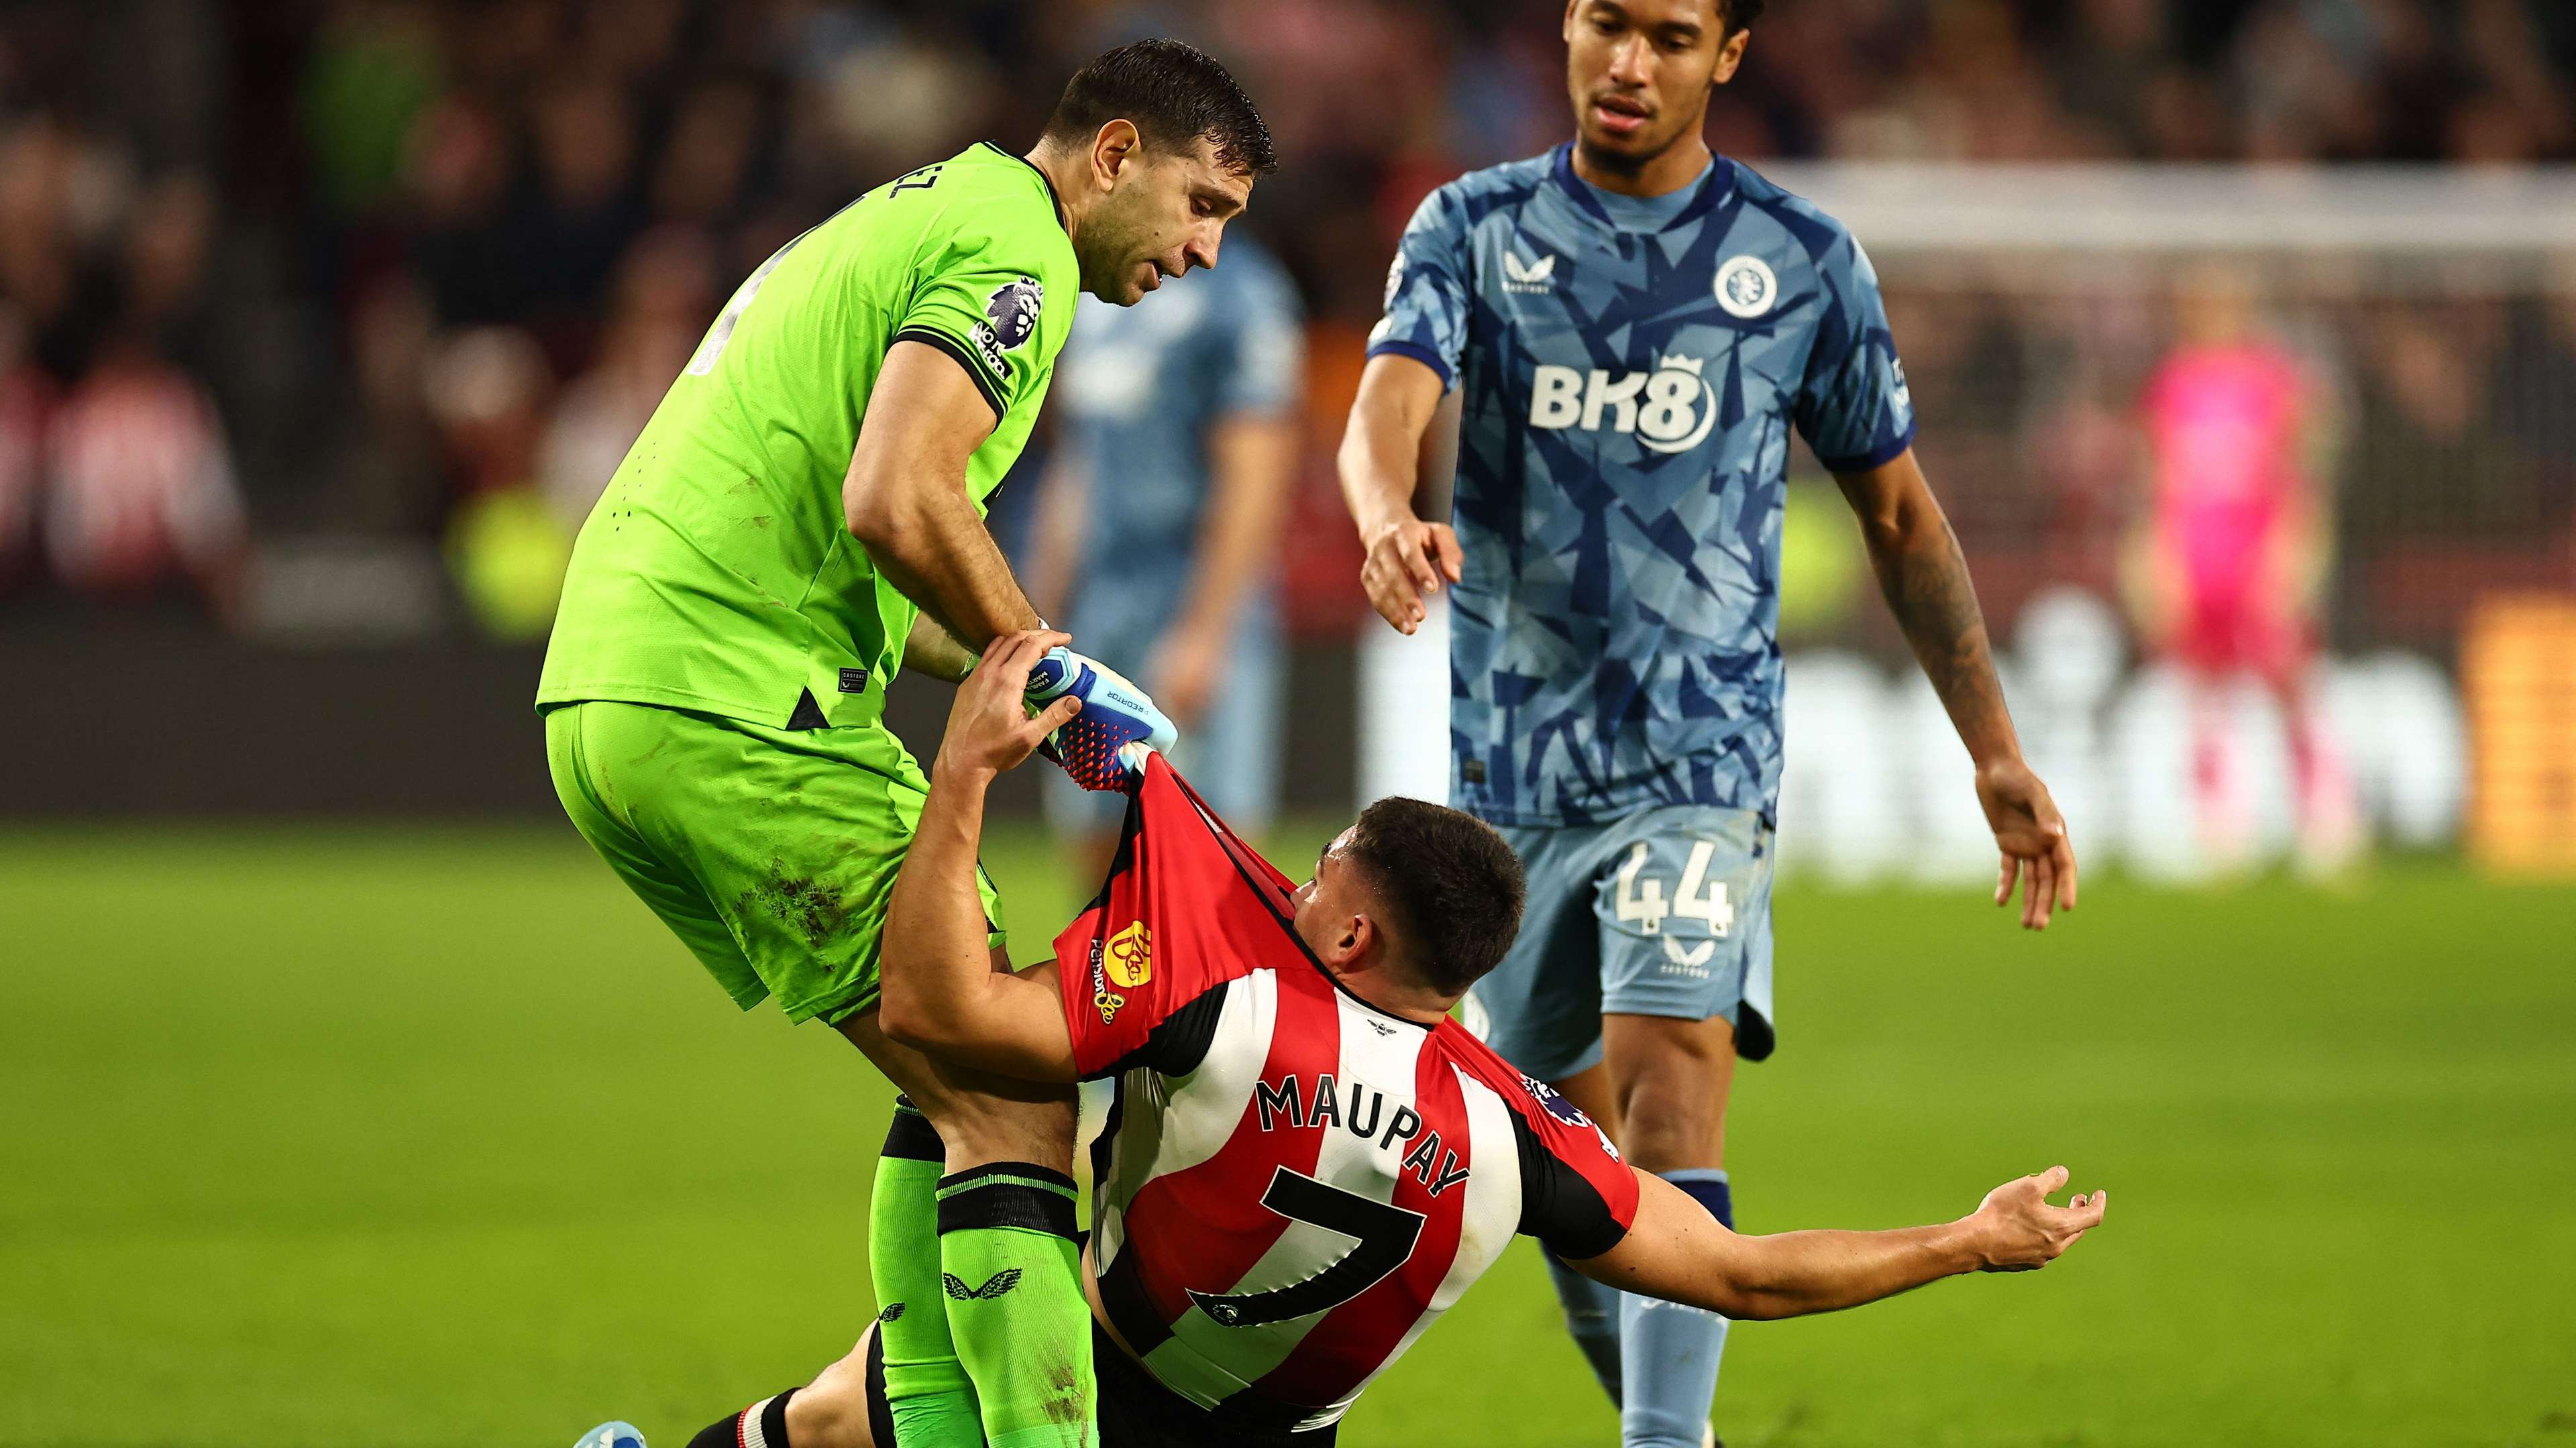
[1878,515,2015,761]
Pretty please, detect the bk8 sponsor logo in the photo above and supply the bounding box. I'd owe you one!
[1527,352,1719,454]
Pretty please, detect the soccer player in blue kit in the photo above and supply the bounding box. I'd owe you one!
[1028,233,1305,875]
[1336,2,2080,1445]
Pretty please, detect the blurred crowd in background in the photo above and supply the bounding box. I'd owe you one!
[1,0,2572,640]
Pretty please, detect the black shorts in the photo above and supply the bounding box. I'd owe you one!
[864,1321,1336,1448]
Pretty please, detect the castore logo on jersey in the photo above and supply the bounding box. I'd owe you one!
[1502,250,1557,293]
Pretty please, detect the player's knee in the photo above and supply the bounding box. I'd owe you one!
[1607,1042,1730,1168]
[1616,1098,1723,1171]
[784,1347,876,1448]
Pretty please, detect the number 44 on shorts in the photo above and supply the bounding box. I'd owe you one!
[1613,840,1734,938]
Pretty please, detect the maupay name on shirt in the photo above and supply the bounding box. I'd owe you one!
[1254,1071,1474,1197]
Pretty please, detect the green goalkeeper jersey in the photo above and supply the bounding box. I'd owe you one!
[537,142,1078,729]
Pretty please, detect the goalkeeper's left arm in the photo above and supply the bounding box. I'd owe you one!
[878,631,1087,1082]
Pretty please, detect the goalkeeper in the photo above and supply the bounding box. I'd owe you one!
[537,40,1274,1448]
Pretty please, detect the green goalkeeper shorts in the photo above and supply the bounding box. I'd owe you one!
[543,699,1005,1025]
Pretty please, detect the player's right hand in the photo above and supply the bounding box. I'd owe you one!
[1360,514,1463,636]
[1965,1165,2106,1272]
[936,630,1081,782]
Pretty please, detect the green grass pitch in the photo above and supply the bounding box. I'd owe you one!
[3,825,2571,1447]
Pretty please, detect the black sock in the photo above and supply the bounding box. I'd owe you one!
[684,1388,797,1448]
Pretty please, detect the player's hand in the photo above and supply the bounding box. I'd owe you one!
[1024,645,1177,791]
[1978,756,2077,930]
[1965,1166,2106,1272]
[1148,619,1225,730]
[1359,514,1463,635]
[936,630,1080,782]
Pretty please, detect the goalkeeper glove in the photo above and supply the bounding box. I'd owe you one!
[1022,646,1177,791]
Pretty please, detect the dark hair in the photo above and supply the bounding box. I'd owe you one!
[1344,797,1526,996]
[1721,0,1767,30]
[1042,38,1276,176]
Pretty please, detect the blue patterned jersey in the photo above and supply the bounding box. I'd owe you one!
[1368,146,1915,826]
[1058,235,1303,644]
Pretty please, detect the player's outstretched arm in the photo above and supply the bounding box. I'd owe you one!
[877,631,1085,1082]
[1570,1165,2105,1321]
[1337,353,1461,636]
[1835,448,2078,929]
[844,340,1047,650]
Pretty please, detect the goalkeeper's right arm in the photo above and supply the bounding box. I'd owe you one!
[843,340,1046,648]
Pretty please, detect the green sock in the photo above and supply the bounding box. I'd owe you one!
[935,1162,1097,1448]
[869,1101,984,1448]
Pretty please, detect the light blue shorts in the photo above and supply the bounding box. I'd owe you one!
[1469,804,1776,1082]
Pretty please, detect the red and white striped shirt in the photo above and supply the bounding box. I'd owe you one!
[1055,759,1638,1432]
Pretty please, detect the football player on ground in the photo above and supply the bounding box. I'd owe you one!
[1337,2,2080,1442]
[734,634,2102,1448]
[542,41,1273,1448]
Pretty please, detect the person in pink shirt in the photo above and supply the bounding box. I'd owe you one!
[2130,266,2354,869]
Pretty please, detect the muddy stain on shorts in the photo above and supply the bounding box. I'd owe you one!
[740,862,851,950]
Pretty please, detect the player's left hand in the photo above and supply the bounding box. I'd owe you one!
[936,630,1081,781]
[1966,1165,2106,1272]
[1977,756,2077,930]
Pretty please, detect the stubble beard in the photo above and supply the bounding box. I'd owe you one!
[1081,197,1155,306]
